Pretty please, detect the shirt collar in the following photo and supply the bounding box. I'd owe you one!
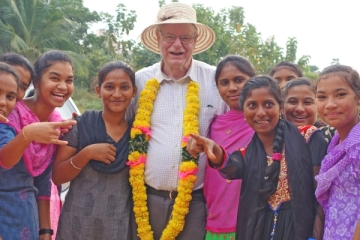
[155,59,198,84]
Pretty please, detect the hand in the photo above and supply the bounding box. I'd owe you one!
[186,133,217,161]
[0,114,8,123]
[24,120,77,145]
[72,112,79,118]
[85,143,116,164]
[60,112,80,134]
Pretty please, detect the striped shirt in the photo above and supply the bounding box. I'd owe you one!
[126,60,226,191]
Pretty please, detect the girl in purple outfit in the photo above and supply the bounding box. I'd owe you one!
[315,65,360,240]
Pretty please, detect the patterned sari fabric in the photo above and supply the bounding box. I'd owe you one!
[315,123,360,239]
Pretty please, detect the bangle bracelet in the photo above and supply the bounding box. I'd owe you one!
[70,157,81,170]
[22,129,29,142]
[39,229,53,235]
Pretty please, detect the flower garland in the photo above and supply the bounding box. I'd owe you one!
[127,78,200,240]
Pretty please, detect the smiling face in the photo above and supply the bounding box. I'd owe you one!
[243,87,281,137]
[272,67,299,91]
[35,62,74,109]
[217,63,251,110]
[157,24,197,73]
[11,65,31,100]
[316,74,360,134]
[96,69,137,114]
[284,85,317,126]
[0,72,18,117]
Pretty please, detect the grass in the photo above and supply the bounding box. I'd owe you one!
[71,87,102,113]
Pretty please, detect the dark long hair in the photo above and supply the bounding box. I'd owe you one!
[0,52,35,84]
[282,77,315,99]
[97,61,135,87]
[33,50,73,85]
[269,61,303,78]
[215,55,256,84]
[0,62,20,89]
[316,64,360,94]
[239,75,285,206]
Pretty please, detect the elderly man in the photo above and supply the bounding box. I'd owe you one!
[127,2,225,239]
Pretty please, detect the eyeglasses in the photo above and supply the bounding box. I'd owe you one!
[159,31,196,44]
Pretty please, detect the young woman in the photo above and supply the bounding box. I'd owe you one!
[269,61,303,91]
[0,62,20,120]
[282,78,335,143]
[53,61,137,240]
[315,65,360,240]
[204,55,255,240]
[0,50,76,239]
[0,52,35,122]
[187,76,327,240]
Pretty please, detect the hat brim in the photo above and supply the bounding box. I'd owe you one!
[140,22,216,55]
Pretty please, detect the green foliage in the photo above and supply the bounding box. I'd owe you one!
[158,0,166,7]
[71,87,102,112]
[285,38,297,63]
[331,58,340,65]
[0,0,75,61]
[131,43,161,71]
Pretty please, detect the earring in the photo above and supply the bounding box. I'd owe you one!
[244,118,247,123]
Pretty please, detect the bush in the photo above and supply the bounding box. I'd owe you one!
[71,87,102,112]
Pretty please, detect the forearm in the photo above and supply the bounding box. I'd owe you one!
[0,129,30,168]
[52,147,90,185]
[353,220,360,240]
[209,144,225,167]
[313,204,324,240]
[218,151,244,180]
[38,199,51,229]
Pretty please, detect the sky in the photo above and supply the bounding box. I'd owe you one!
[83,0,359,71]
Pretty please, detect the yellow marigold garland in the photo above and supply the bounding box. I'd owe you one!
[127,79,200,240]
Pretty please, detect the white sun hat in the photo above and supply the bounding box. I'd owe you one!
[140,2,216,55]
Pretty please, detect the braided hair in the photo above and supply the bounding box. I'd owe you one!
[239,75,285,208]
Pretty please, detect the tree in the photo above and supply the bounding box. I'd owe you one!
[331,58,340,65]
[0,0,74,61]
[0,0,103,84]
[285,37,297,63]
[77,3,137,90]
[158,0,166,7]
[131,43,161,71]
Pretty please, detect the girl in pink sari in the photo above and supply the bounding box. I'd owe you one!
[0,50,76,240]
[204,55,255,240]
[0,52,62,240]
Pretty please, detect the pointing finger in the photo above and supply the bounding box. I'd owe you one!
[52,120,77,128]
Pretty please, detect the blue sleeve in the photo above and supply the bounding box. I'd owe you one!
[0,124,17,169]
[34,158,53,199]
[0,123,16,148]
